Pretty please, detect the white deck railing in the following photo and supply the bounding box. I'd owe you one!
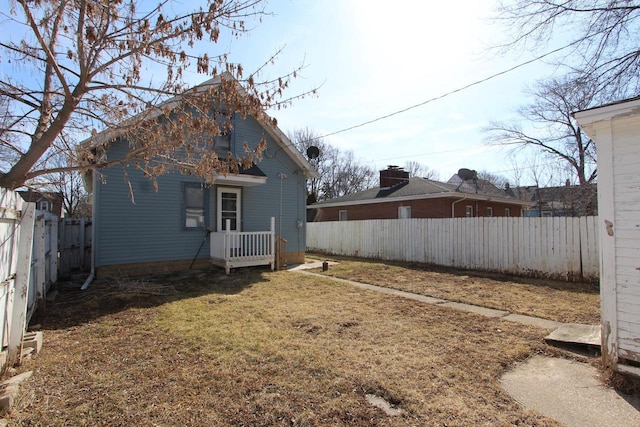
[210,217,275,274]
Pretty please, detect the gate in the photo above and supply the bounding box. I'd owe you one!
[58,218,92,278]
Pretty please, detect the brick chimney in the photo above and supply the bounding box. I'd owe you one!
[380,165,409,188]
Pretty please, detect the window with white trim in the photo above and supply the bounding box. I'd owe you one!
[465,205,473,218]
[486,207,493,217]
[339,210,348,221]
[504,208,510,217]
[182,183,207,229]
[217,187,241,231]
[37,200,50,212]
[398,206,411,219]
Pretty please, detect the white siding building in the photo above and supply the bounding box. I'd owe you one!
[575,97,640,376]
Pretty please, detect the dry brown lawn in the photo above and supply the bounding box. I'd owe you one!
[311,255,600,324]
[5,265,584,426]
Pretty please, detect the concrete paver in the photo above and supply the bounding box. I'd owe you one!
[503,313,564,330]
[298,271,447,304]
[546,323,601,346]
[501,356,640,427]
[437,301,509,318]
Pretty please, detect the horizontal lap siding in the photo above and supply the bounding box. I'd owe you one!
[96,143,210,267]
[96,114,307,268]
[235,115,306,254]
[612,118,640,359]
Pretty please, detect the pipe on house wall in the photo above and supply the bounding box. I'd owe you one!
[451,196,468,218]
[81,168,97,291]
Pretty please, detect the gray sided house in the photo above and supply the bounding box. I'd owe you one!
[87,77,317,276]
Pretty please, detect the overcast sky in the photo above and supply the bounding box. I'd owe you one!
[195,0,572,185]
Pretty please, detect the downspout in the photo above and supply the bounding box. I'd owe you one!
[451,195,467,218]
[81,168,97,290]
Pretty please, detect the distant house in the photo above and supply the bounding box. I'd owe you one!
[310,166,530,221]
[18,190,64,217]
[508,183,598,217]
[86,74,317,276]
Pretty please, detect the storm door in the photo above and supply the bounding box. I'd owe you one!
[217,187,241,231]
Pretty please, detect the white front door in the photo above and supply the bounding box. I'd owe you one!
[217,187,241,231]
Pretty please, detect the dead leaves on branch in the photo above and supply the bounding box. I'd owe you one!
[2,0,313,189]
[89,81,268,188]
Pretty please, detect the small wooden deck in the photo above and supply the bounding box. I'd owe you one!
[210,218,275,274]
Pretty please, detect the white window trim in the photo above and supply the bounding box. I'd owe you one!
[37,200,50,212]
[338,210,348,221]
[182,182,208,230]
[398,206,411,219]
[465,205,473,218]
[486,207,493,217]
[217,187,242,231]
[504,208,511,217]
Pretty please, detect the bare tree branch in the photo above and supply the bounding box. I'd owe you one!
[485,76,598,185]
[494,0,640,98]
[0,0,314,189]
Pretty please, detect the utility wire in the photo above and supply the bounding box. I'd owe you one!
[298,39,583,144]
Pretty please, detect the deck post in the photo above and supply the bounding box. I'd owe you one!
[224,219,231,274]
[270,217,275,271]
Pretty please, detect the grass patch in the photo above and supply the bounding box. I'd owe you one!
[7,268,565,426]
[310,254,600,324]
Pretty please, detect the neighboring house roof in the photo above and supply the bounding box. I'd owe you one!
[509,184,598,215]
[17,190,64,216]
[82,72,318,179]
[311,177,530,208]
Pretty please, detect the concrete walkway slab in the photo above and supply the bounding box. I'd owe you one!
[501,356,640,427]
[546,323,601,346]
[288,260,338,271]
[437,301,509,318]
[503,313,563,330]
[297,271,447,304]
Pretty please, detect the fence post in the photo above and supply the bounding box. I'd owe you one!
[49,214,59,284]
[8,202,35,365]
[35,213,46,317]
[79,217,86,271]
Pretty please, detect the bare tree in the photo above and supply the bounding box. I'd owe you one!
[289,128,375,202]
[289,127,338,204]
[494,0,640,97]
[477,170,508,188]
[323,151,376,200]
[0,96,20,167]
[403,161,439,180]
[0,0,313,190]
[49,170,87,218]
[485,76,598,185]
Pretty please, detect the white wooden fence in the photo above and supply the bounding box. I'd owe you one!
[307,216,599,282]
[0,188,58,368]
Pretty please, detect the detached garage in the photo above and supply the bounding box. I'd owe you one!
[575,96,640,376]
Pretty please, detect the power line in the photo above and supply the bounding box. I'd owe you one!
[313,41,578,142]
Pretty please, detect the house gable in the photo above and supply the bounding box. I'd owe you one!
[90,76,316,273]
